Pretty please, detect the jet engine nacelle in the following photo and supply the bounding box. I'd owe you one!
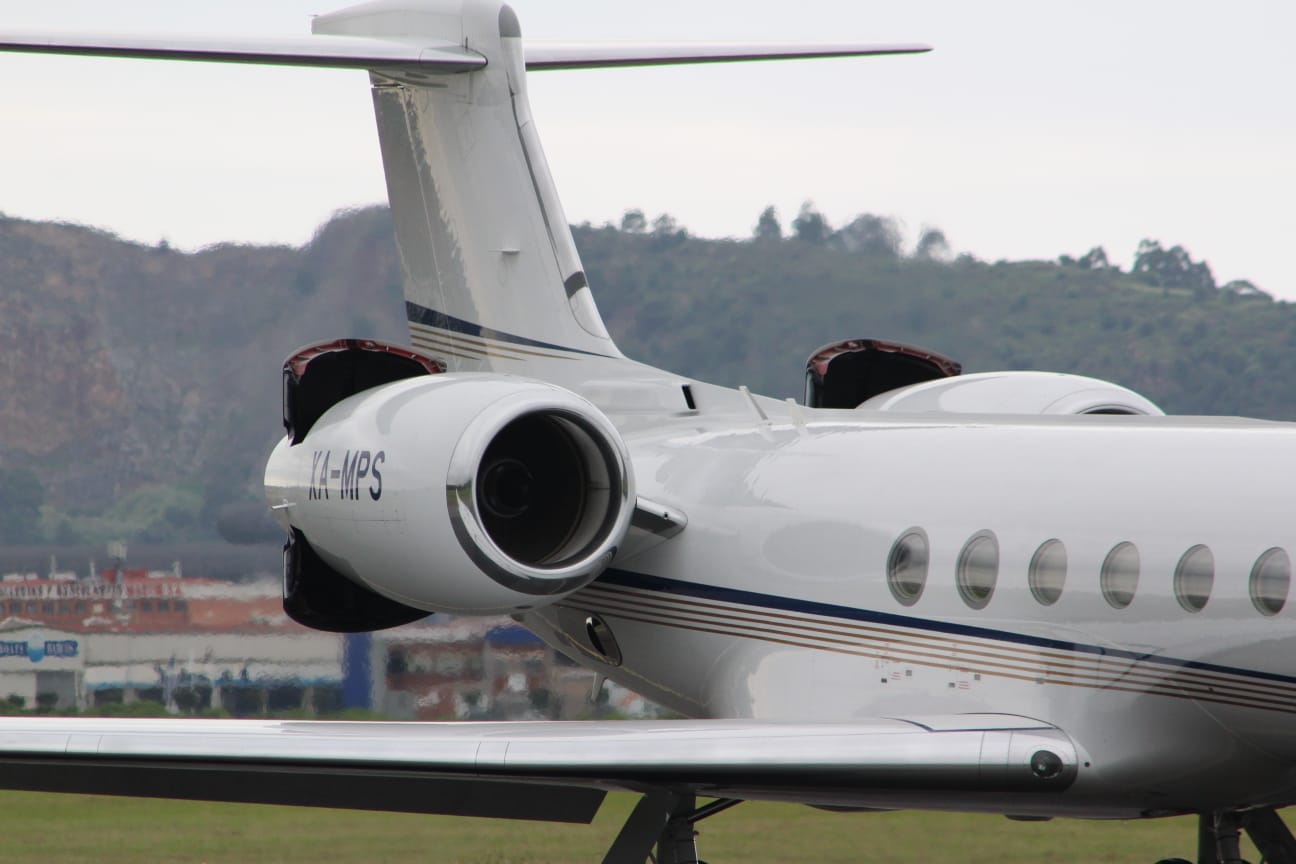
[265,373,635,616]
[856,370,1164,416]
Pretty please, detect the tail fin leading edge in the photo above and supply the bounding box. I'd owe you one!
[313,2,932,374]
[315,1,622,373]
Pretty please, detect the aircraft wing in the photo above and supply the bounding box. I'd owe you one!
[0,714,1075,821]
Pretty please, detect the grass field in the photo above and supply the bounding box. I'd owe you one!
[0,791,1276,863]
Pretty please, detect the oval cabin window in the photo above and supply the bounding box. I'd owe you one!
[957,531,998,610]
[1250,548,1291,617]
[887,529,929,606]
[1101,542,1140,609]
[1029,539,1067,606]
[1173,545,1214,613]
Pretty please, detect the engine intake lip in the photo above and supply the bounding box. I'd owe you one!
[446,389,634,597]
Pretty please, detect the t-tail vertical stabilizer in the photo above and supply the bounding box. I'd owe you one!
[313,1,622,373]
[0,0,927,387]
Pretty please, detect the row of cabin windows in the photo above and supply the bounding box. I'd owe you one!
[886,529,1291,616]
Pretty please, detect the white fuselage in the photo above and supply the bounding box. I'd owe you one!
[524,401,1296,817]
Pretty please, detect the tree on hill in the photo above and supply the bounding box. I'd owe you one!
[1059,246,1116,271]
[914,227,950,261]
[651,213,682,236]
[753,206,782,242]
[791,201,831,245]
[620,209,647,233]
[836,214,902,258]
[1132,239,1216,299]
[1220,279,1271,301]
[1078,246,1114,271]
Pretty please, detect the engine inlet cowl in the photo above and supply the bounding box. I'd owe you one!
[265,373,635,617]
[447,389,633,598]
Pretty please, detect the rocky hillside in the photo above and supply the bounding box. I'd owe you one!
[0,208,405,535]
[2,206,1294,545]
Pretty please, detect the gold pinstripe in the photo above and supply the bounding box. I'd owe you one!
[571,583,1296,714]
[583,583,1294,699]
[408,322,577,362]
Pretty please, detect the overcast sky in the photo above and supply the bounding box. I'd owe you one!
[0,1,1292,297]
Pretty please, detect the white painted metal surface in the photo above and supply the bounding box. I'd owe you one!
[855,370,1165,415]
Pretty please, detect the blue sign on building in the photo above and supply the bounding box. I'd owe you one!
[0,636,79,663]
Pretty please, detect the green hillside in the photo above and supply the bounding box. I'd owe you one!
[0,205,1290,546]
[579,219,1292,414]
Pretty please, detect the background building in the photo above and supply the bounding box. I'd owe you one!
[0,565,658,719]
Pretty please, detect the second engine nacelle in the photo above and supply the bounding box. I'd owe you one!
[855,371,1164,416]
[265,373,635,616]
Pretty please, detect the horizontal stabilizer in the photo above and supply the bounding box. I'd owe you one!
[0,32,927,72]
[0,31,484,72]
[524,42,931,70]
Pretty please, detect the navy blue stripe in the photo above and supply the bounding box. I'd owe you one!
[600,568,1296,688]
[405,301,611,358]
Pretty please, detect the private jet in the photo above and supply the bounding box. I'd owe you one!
[1,3,1294,863]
